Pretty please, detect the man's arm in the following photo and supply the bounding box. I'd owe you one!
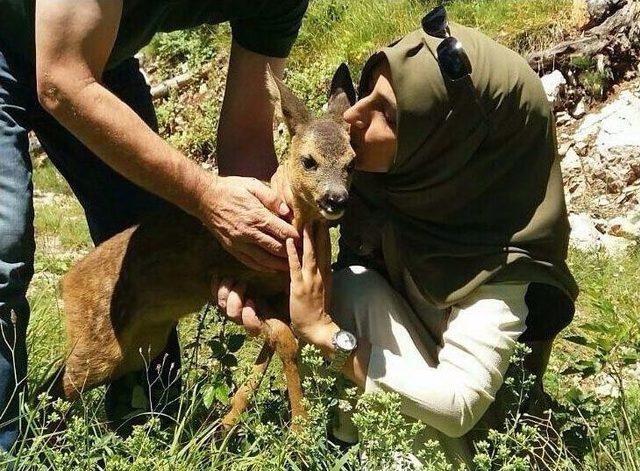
[35,0,296,271]
[217,42,284,179]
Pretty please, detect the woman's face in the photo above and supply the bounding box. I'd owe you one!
[343,59,398,173]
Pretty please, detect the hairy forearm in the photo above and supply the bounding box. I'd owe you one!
[216,42,284,180]
[41,78,211,217]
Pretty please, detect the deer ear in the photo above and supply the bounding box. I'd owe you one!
[265,64,311,135]
[327,63,356,119]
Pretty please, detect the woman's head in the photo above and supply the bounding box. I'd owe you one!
[343,57,398,173]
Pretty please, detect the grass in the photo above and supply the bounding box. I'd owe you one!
[4,0,638,469]
[147,0,573,159]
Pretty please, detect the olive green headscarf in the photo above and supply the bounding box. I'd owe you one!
[340,23,578,310]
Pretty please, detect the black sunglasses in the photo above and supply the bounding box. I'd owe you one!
[421,5,472,81]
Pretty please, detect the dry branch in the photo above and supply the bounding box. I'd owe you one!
[150,71,193,99]
[528,0,640,73]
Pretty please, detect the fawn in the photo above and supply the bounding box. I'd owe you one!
[44,64,357,429]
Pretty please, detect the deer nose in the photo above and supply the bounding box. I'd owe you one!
[319,190,349,219]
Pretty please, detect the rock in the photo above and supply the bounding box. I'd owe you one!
[574,91,640,157]
[556,111,572,126]
[601,233,636,256]
[558,141,573,157]
[594,374,620,399]
[608,211,640,239]
[572,99,587,119]
[569,213,605,251]
[568,213,637,255]
[585,0,626,22]
[561,148,582,172]
[541,70,567,107]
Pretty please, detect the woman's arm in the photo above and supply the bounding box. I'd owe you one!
[361,283,529,437]
[220,222,530,439]
[293,256,529,438]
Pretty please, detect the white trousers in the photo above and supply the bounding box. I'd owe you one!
[330,266,539,466]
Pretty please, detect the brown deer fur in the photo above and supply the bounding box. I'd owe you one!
[46,64,357,429]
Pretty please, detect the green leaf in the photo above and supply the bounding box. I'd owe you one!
[209,339,226,358]
[227,333,246,353]
[221,353,238,368]
[214,383,230,404]
[562,359,599,378]
[330,445,359,471]
[580,322,611,334]
[202,383,230,408]
[621,351,640,365]
[564,335,593,348]
[202,384,216,409]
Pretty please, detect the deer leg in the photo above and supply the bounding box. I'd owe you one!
[264,318,306,429]
[221,318,306,431]
[221,341,274,430]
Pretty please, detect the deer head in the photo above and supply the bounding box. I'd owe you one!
[266,64,357,224]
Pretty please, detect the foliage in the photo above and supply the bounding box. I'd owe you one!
[16,1,639,469]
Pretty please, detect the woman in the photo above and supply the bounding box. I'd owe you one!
[215,6,578,466]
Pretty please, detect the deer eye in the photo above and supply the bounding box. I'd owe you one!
[301,155,318,171]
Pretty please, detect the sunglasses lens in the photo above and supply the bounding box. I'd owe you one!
[437,37,472,80]
[421,5,448,38]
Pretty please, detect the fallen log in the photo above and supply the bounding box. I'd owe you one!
[528,0,640,73]
[150,71,193,99]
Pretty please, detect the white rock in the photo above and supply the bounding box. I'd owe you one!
[574,91,640,157]
[601,234,636,256]
[594,374,620,399]
[561,148,582,171]
[572,99,587,119]
[558,141,573,157]
[541,70,567,106]
[556,111,572,126]
[574,139,590,156]
[569,213,604,251]
[569,213,637,255]
[608,214,640,239]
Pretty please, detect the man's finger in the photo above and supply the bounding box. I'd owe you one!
[226,282,246,324]
[246,178,291,217]
[240,244,289,272]
[271,167,296,212]
[242,300,263,337]
[301,223,316,272]
[257,209,298,241]
[248,224,288,257]
[217,278,235,309]
[286,238,302,282]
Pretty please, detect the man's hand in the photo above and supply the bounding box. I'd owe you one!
[211,278,263,337]
[199,175,298,272]
[270,165,295,210]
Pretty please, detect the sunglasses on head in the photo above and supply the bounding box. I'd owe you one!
[421,5,472,81]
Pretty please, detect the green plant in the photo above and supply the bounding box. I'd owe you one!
[13,2,640,469]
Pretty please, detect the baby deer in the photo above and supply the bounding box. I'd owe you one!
[45,64,357,430]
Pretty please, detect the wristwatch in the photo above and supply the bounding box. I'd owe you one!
[327,329,358,373]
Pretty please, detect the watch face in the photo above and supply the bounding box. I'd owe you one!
[335,330,357,351]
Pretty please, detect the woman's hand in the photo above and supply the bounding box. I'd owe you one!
[286,223,336,344]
